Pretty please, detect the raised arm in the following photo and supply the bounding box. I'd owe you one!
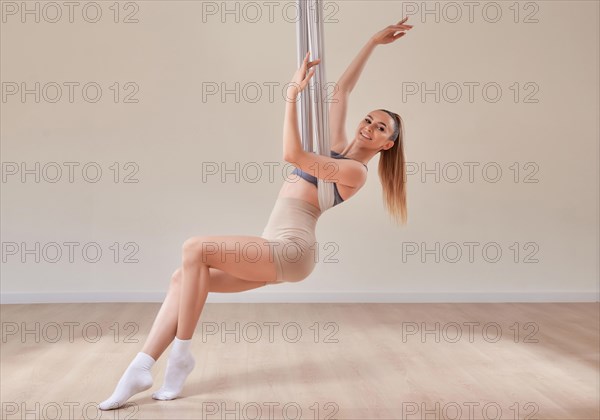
[329,17,413,151]
[282,52,320,160]
[283,53,366,188]
[329,40,378,151]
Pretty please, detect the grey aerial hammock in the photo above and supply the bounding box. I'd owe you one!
[295,0,335,212]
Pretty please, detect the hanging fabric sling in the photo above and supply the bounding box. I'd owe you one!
[295,0,335,212]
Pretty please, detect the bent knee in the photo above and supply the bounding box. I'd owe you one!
[182,237,201,254]
[182,236,217,264]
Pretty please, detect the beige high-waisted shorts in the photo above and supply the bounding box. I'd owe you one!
[261,197,322,283]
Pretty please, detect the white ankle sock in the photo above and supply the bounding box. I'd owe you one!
[152,337,195,401]
[98,352,155,410]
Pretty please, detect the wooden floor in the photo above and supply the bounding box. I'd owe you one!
[1,302,598,419]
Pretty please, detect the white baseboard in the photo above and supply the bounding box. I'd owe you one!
[1,291,598,304]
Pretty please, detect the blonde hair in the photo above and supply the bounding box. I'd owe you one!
[377,109,407,225]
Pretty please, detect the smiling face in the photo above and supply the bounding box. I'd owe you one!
[355,110,397,152]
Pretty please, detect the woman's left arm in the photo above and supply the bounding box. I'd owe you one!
[282,52,320,161]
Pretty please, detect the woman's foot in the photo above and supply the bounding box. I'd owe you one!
[152,337,195,400]
[98,352,155,410]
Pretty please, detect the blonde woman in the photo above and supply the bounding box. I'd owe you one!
[99,17,412,410]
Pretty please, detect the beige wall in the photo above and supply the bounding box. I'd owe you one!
[1,1,598,302]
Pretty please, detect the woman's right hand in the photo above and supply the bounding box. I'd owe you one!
[370,17,413,46]
[286,51,321,100]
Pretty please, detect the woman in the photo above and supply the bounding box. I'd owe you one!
[98,17,412,410]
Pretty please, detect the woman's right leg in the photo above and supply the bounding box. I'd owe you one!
[141,267,271,361]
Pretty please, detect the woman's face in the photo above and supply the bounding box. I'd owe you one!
[355,110,396,152]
